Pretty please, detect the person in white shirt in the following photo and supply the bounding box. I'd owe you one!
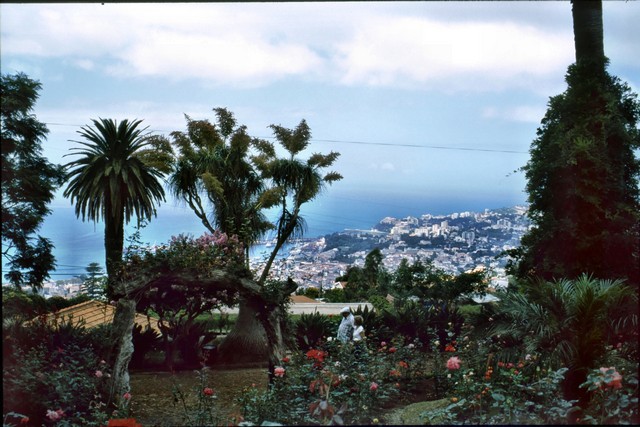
[352,315,365,341]
[337,306,355,343]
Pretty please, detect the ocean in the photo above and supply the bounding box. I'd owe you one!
[3,189,526,281]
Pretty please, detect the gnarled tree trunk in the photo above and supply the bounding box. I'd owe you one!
[107,269,290,399]
[108,297,136,405]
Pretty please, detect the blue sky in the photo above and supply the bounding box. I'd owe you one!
[2,2,639,278]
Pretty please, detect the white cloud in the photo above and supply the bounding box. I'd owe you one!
[1,3,576,92]
[335,15,573,92]
[1,2,637,93]
[482,104,547,124]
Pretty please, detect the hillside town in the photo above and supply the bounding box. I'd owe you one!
[5,206,530,299]
[255,205,530,293]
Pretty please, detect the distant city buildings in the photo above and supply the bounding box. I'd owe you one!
[253,205,530,292]
[5,206,530,300]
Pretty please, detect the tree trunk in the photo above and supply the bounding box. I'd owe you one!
[215,298,269,365]
[104,207,124,300]
[572,0,605,66]
[108,297,136,405]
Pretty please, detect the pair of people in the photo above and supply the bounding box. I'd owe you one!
[337,306,364,343]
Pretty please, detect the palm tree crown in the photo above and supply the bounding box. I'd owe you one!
[63,118,167,294]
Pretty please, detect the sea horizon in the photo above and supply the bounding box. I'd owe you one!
[3,191,527,281]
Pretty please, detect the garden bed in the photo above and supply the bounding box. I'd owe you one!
[128,367,441,426]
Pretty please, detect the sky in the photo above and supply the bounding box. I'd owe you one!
[2,1,639,278]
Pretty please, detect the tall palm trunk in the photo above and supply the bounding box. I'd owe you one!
[104,199,124,299]
[572,0,604,67]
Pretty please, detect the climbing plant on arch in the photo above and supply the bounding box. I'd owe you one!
[107,230,295,404]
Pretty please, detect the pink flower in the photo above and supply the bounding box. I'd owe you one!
[380,341,387,347]
[46,409,64,421]
[274,366,286,377]
[123,392,132,401]
[388,347,397,353]
[370,382,379,391]
[203,387,214,396]
[599,367,623,389]
[446,356,462,370]
[95,370,103,378]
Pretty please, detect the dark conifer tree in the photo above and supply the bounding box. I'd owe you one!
[515,1,640,286]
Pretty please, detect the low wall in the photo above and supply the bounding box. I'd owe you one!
[220,302,373,315]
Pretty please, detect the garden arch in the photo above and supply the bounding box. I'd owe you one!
[108,268,295,405]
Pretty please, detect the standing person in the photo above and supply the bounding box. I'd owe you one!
[352,315,365,341]
[337,306,355,343]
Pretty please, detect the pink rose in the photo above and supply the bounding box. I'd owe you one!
[274,366,286,377]
[203,387,215,396]
[370,382,379,391]
[95,370,103,378]
[123,392,132,401]
[46,409,64,421]
[446,356,462,370]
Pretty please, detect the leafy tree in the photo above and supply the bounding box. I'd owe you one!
[63,118,171,298]
[79,262,107,301]
[169,108,272,263]
[336,248,390,301]
[168,109,277,363]
[2,286,48,321]
[168,109,342,364]
[514,0,640,285]
[1,72,65,290]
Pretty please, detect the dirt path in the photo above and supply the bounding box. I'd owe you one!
[129,368,268,426]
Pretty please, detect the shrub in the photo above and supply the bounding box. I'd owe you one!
[487,275,638,405]
[295,312,335,349]
[130,324,161,369]
[3,342,112,426]
[579,365,639,424]
[237,337,428,425]
[176,320,218,367]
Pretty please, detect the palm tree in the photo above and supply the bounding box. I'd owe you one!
[489,275,637,409]
[63,118,168,297]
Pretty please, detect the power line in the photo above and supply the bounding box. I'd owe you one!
[44,122,528,155]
